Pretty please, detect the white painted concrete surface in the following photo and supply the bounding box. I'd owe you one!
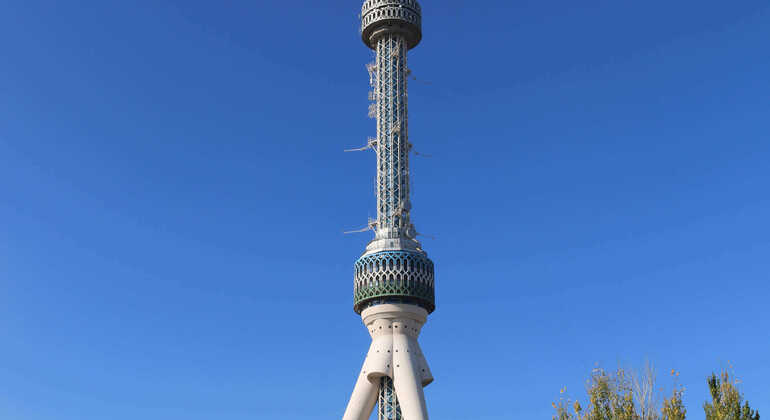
[342,304,432,420]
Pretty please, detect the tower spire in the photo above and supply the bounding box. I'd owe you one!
[343,2,435,420]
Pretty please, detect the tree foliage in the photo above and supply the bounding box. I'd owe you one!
[661,383,686,420]
[553,366,684,420]
[554,365,760,420]
[553,368,639,420]
[703,370,759,420]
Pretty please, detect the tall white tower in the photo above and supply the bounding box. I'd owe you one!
[343,2,435,420]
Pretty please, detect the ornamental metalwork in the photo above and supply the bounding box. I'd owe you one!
[353,251,435,314]
[361,0,422,49]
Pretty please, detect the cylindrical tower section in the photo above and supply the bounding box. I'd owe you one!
[361,0,422,50]
[353,251,435,314]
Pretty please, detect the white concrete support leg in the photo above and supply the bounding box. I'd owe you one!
[392,326,429,420]
[412,339,433,387]
[342,359,379,420]
[343,328,394,420]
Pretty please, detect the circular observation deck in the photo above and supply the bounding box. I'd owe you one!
[361,0,422,50]
[353,250,435,314]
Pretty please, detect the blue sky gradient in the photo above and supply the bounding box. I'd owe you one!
[1,1,768,419]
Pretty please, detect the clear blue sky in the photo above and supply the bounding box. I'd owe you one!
[1,1,768,419]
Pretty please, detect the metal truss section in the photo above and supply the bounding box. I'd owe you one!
[361,0,422,49]
[354,251,435,314]
[378,376,403,420]
[371,33,415,241]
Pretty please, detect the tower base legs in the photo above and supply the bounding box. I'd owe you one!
[342,304,432,420]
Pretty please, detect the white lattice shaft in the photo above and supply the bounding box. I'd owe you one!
[374,34,412,239]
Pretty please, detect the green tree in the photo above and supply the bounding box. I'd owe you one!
[661,379,686,420]
[552,368,638,420]
[703,370,759,420]
[555,365,762,420]
[553,366,686,420]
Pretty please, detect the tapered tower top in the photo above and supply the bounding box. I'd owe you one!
[361,0,422,50]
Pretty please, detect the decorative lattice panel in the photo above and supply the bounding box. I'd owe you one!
[361,0,422,49]
[353,251,435,313]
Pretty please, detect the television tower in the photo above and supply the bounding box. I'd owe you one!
[342,1,435,420]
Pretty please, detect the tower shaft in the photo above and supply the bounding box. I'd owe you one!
[374,33,412,239]
[344,2,433,420]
